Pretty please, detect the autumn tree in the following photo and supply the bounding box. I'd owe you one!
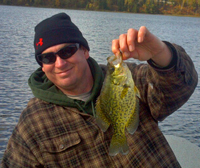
[55,0,60,7]
[0,0,200,15]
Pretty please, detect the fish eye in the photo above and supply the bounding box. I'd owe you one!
[110,67,115,72]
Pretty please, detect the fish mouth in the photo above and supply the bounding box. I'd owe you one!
[107,54,122,66]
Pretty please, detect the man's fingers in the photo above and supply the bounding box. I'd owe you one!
[117,34,130,58]
[112,39,120,55]
[119,34,129,52]
[138,26,147,43]
[127,28,138,52]
[112,27,148,59]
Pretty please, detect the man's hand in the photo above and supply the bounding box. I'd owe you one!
[112,26,172,67]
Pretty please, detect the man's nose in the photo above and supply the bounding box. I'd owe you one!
[55,55,66,67]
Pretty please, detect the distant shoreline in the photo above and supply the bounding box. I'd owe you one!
[0,4,200,18]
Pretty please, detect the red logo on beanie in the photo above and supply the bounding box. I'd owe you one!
[36,38,43,49]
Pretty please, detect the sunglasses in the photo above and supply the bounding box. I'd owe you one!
[37,43,80,64]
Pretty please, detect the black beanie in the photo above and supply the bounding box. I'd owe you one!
[34,13,90,66]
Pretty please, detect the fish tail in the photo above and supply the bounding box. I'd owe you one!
[109,133,129,156]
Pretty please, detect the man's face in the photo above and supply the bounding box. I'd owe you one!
[41,43,90,95]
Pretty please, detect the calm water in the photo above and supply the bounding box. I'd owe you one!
[0,5,200,160]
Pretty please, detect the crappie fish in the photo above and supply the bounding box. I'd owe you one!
[95,53,140,156]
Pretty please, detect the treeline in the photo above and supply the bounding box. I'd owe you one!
[1,0,200,16]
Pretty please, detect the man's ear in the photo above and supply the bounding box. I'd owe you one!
[42,66,45,72]
[84,50,89,59]
[82,46,89,59]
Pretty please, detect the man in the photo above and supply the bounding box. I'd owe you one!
[1,13,198,167]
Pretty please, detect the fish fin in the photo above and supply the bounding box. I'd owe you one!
[134,85,141,99]
[95,99,110,132]
[109,134,129,156]
[126,98,140,135]
[96,117,110,132]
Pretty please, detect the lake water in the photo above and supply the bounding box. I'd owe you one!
[0,5,200,160]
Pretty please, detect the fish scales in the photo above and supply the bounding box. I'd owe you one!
[95,53,140,156]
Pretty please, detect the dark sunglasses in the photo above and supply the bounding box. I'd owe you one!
[37,43,80,64]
